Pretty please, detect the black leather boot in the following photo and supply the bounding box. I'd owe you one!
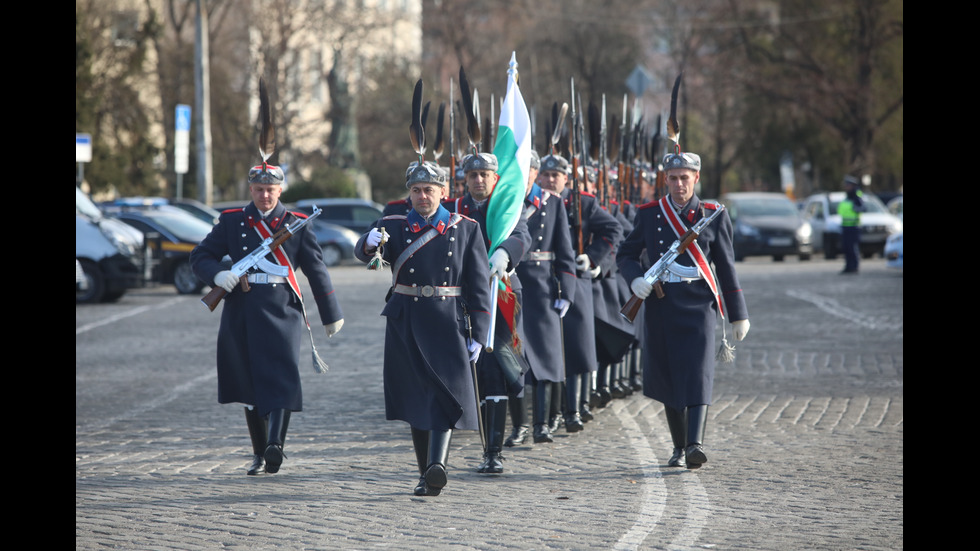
[264,409,290,474]
[478,398,507,474]
[423,429,452,495]
[244,407,267,475]
[504,393,529,447]
[596,365,612,407]
[532,382,554,443]
[664,406,687,467]
[411,428,430,496]
[610,363,628,398]
[548,382,563,433]
[685,405,709,469]
[563,374,584,432]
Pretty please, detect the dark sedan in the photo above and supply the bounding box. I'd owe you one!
[719,192,813,261]
[106,206,214,294]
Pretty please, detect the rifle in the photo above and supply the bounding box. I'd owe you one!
[448,78,457,198]
[201,205,323,311]
[620,204,726,323]
[569,78,583,256]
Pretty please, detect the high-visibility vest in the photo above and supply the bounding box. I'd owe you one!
[839,191,862,227]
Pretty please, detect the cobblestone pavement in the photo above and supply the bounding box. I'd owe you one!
[76,257,902,550]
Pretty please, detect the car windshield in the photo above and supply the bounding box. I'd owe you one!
[736,197,798,217]
[828,193,887,215]
[145,211,213,242]
[76,187,103,220]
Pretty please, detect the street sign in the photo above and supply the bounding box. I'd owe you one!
[175,104,191,174]
[76,133,92,163]
[626,64,654,98]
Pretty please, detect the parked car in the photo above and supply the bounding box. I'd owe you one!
[292,198,384,234]
[884,231,903,270]
[310,220,359,266]
[800,192,903,259]
[105,196,222,225]
[76,187,145,303]
[887,195,903,221]
[718,192,813,261]
[105,205,214,294]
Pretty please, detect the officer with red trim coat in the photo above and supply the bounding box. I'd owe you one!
[355,161,492,496]
[538,153,623,440]
[190,164,345,477]
[616,152,750,469]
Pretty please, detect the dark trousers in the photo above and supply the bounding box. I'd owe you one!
[841,226,860,272]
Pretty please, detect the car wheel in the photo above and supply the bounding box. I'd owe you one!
[799,253,812,261]
[773,254,785,262]
[76,259,106,304]
[321,244,342,267]
[173,260,204,294]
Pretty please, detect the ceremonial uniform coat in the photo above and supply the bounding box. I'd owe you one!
[616,195,748,410]
[444,193,532,396]
[382,197,413,217]
[190,202,344,417]
[560,188,623,376]
[354,206,492,431]
[514,184,577,384]
[591,201,634,365]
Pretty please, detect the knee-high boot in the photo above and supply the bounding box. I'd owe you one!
[563,375,584,432]
[264,409,290,474]
[685,405,709,469]
[423,429,452,495]
[532,382,554,443]
[596,365,612,407]
[244,407,268,475]
[478,397,507,474]
[411,428,430,495]
[664,406,687,467]
[504,392,529,447]
[548,382,563,432]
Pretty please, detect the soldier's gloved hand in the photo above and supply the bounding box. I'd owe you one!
[732,319,750,341]
[467,339,482,362]
[554,298,571,318]
[324,319,344,338]
[489,248,510,280]
[630,277,653,299]
[589,265,602,279]
[214,270,239,292]
[575,254,591,273]
[365,227,384,248]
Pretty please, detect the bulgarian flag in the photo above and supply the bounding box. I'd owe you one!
[487,51,532,251]
[486,52,532,353]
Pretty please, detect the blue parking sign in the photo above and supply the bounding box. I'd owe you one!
[176,104,191,132]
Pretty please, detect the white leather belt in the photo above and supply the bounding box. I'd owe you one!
[526,251,555,261]
[247,273,288,284]
[393,284,462,297]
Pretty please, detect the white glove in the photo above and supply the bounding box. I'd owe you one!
[732,319,750,341]
[324,319,344,338]
[630,277,653,299]
[575,254,591,273]
[467,339,482,363]
[554,298,571,318]
[589,265,602,279]
[214,270,239,292]
[489,248,510,280]
[365,227,384,248]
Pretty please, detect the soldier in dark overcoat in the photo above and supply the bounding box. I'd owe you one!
[508,150,578,445]
[190,164,345,476]
[355,161,492,496]
[617,152,751,469]
[538,154,622,441]
[443,152,532,474]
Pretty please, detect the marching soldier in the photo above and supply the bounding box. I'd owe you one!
[538,153,622,438]
[190,81,344,477]
[444,152,532,473]
[354,161,492,496]
[507,150,578,446]
[617,151,750,469]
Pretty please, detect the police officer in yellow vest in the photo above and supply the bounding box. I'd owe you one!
[839,175,864,274]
